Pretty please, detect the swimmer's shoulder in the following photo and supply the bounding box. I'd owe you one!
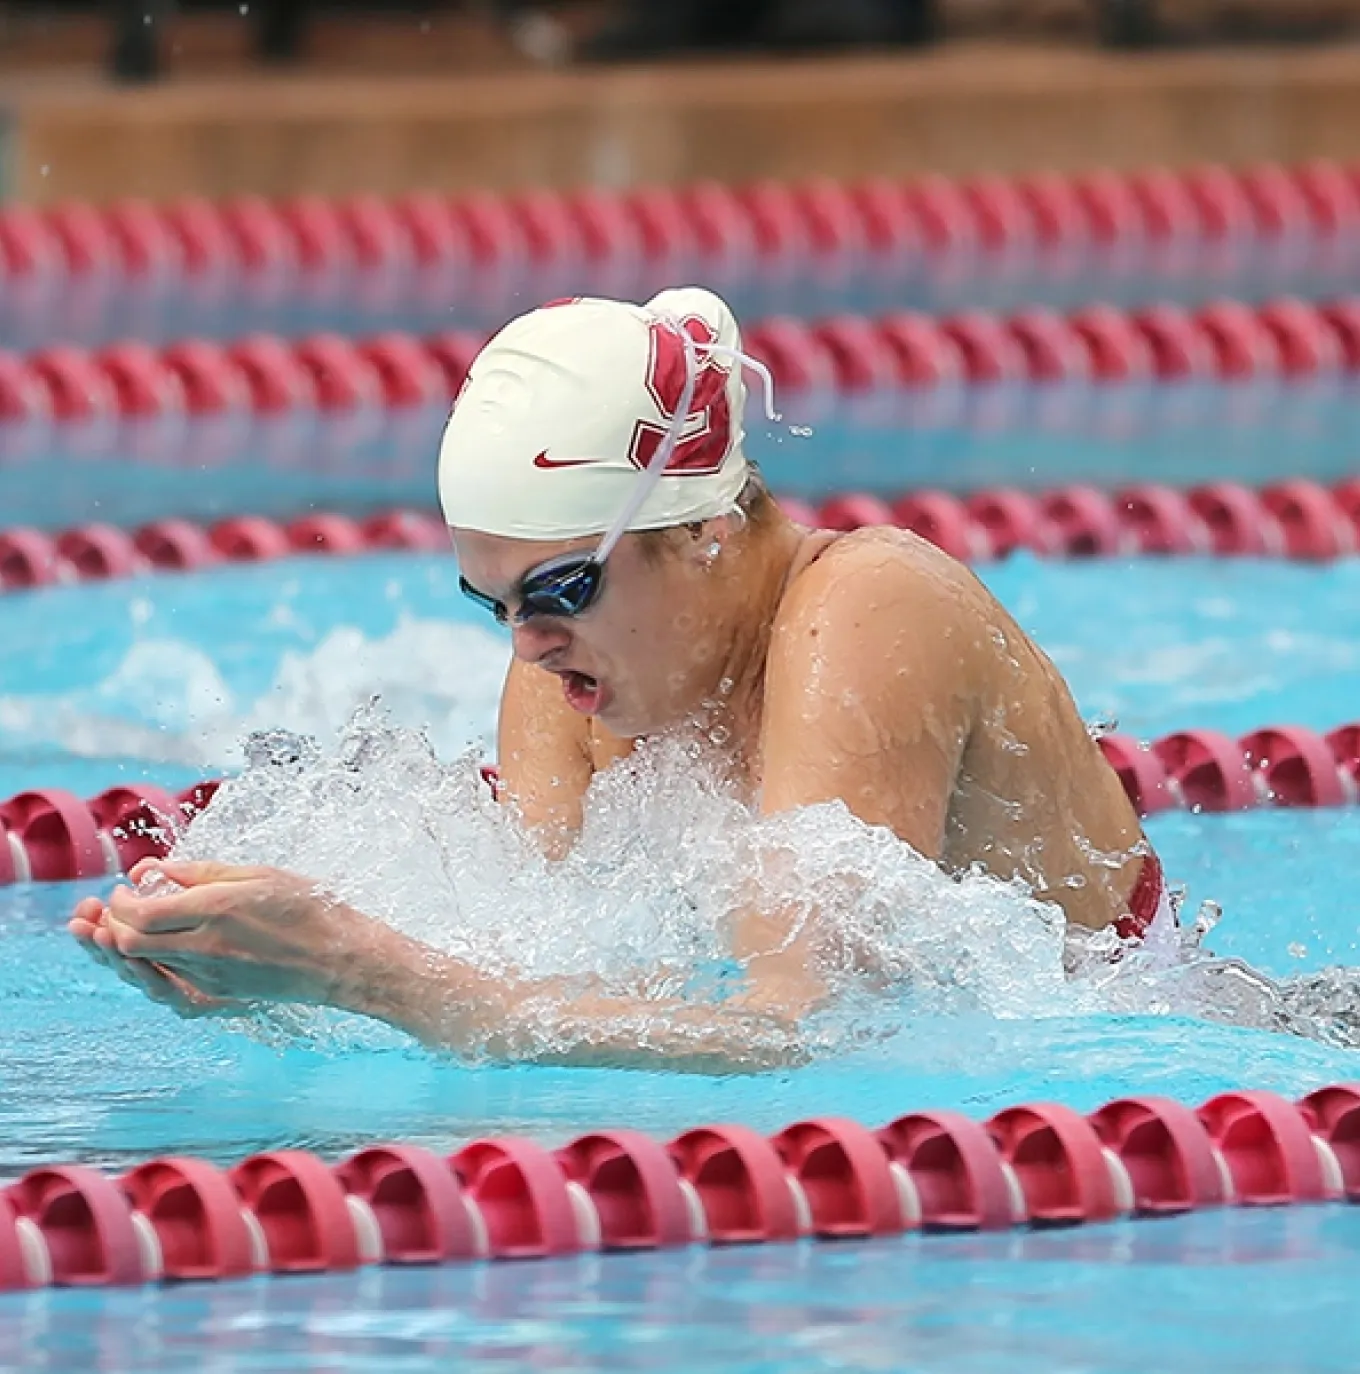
[765,527,994,722]
[776,526,991,638]
[764,527,989,749]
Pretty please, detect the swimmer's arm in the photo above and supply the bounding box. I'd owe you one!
[495,657,596,858]
[339,921,807,1072]
[757,544,976,856]
[692,558,975,1019]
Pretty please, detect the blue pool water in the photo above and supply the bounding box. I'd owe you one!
[5,191,1360,1369]
[1,548,1359,1371]
[8,1211,1360,1374]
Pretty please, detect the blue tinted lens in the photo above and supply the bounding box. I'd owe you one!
[460,557,604,626]
[519,557,604,620]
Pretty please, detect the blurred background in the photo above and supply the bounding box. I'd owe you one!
[4,1,1360,204]
[6,0,1360,520]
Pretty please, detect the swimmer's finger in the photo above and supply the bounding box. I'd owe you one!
[133,958,241,1018]
[104,950,171,1000]
[106,885,210,936]
[71,896,105,925]
[155,964,243,1017]
[146,859,272,889]
[103,948,217,1014]
[71,923,169,997]
[91,930,216,1003]
[101,914,194,960]
[127,858,163,884]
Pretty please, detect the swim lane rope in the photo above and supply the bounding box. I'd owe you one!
[0,1086,1357,1292]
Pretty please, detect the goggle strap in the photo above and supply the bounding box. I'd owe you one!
[702,342,782,424]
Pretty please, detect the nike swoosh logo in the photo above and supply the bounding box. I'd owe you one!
[533,450,600,470]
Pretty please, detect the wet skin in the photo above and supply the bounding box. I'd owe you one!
[479,516,1146,932]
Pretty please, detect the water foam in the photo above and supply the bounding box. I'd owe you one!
[148,701,1086,1063]
[155,698,1360,1068]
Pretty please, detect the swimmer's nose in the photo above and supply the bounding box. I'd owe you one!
[510,617,573,666]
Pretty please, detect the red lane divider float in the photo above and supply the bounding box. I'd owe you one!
[0,783,217,887]
[9,299,1360,464]
[5,159,1360,316]
[0,1085,1356,1292]
[0,511,449,592]
[4,475,1360,601]
[1098,723,1360,815]
[0,721,1355,890]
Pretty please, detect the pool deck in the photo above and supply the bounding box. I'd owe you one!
[5,13,1360,203]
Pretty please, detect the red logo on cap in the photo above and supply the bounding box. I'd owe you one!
[532,450,601,470]
[629,316,733,477]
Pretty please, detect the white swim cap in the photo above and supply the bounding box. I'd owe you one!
[437,287,755,543]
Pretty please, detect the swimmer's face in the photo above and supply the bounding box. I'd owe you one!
[453,527,724,737]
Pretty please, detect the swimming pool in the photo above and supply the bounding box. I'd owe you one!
[2,544,1359,1370]
[5,172,1360,1371]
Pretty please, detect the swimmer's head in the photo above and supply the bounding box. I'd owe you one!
[441,288,788,735]
[437,287,754,542]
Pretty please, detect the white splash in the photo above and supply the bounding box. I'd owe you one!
[165,704,1360,1066]
[155,703,1096,1062]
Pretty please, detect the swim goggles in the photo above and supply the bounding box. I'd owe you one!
[458,319,776,626]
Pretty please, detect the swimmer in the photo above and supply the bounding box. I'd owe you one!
[69,288,1168,1066]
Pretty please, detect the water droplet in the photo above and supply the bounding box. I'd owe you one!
[243,727,319,771]
[1192,899,1222,938]
[1288,941,1308,960]
[708,725,731,746]
[788,425,815,439]
[718,677,734,697]
[1085,712,1118,740]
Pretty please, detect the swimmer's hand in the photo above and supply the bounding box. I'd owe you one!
[67,858,376,1011]
[70,895,245,1018]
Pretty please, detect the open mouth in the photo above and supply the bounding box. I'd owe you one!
[560,670,607,715]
